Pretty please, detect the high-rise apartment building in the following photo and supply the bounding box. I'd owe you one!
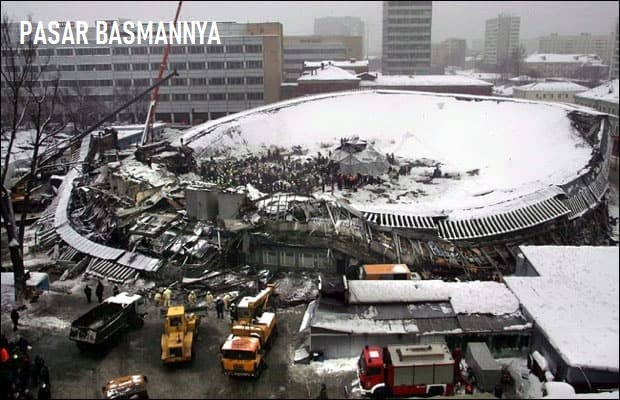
[2,21,283,125]
[539,33,613,65]
[314,16,364,37]
[382,1,433,75]
[611,18,619,79]
[483,13,520,69]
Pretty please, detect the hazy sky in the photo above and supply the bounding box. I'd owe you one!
[3,1,619,55]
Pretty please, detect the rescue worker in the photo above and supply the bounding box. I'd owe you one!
[187,290,197,306]
[215,297,224,319]
[112,285,120,296]
[10,309,19,331]
[84,284,92,304]
[319,383,328,399]
[153,291,162,307]
[162,287,172,308]
[205,291,214,312]
[222,293,231,311]
[95,281,104,303]
[37,383,51,400]
[229,302,238,322]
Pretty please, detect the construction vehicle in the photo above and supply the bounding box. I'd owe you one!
[221,284,277,378]
[102,374,149,399]
[160,305,200,364]
[69,292,146,351]
[359,264,413,280]
[357,343,457,398]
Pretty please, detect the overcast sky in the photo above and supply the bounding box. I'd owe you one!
[3,1,619,55]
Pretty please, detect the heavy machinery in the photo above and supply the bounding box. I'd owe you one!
[160,305,200,364]
[221,284,277,378]
[69,292,146,351]
[357,343,457,398]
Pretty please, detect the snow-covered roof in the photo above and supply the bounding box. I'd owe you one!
[524,53,604,65]
[359,73,492,87]
[304,59,368,68]
[347,280,520,316]
[452,70,502,82]
[504,246,619,371]
[298,65,361,82]
[575,79,619,103]
[180,90,600,219]
[514,81,589,92]
[493,85,514,96]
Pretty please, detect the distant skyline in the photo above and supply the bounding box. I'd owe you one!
[3,1,619,56]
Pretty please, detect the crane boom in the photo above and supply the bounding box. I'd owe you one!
[141,0,183,145]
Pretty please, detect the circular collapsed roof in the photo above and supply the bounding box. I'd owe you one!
[180,90,601,222]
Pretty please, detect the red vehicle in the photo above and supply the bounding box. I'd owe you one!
[357,343,456,398]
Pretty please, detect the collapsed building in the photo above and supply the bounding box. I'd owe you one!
[27,90,615,290]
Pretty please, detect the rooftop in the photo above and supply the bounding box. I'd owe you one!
[575,79,619,103]
[514,81,589,92]
[504,246,619,371]
[297,65,361,82]
[304,59,368,69]
[359,73,493,87]
[524,53,604,64]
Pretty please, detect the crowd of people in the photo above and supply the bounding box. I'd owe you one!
[0,335,51,400]
[199,148,386,196]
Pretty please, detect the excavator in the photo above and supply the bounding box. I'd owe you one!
[161,305,200,364]
[220,284,277,378]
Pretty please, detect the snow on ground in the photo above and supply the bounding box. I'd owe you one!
[182,90,594,218]
[504,246,619,371]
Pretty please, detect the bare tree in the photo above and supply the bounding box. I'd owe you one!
[1,14,64,301]
[511,45,527,77]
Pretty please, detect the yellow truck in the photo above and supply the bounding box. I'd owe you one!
[221,284,277,378]
[160,305,200,364]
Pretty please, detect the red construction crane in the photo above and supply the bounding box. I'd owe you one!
[141,0,183,145]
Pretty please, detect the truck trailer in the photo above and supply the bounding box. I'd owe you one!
[357,343,456,398]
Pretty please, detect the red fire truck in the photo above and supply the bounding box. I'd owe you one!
[357,343,457,398]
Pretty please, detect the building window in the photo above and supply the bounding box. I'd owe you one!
[228,92,245,101]
[247,92,264,100]
[92,48,110,56]
[170,62,187,70]
[246,60,263,69]
[75,48,93,56]
[57,48,74,56]
[133,78,150,86]
[207,45,224,54]
[133,63,149,71]
[150,46,164,55]
[113,47,129,55]
[227,61,243,69]
[245,44,262,53]
[190,77,207,85]
[227,77,244,85]
[191,93,208,101]
[159,94,169,101]
[209,93,225,101]
[114,63,131,71]
[208,77,225,85]
[132,47,148,55]
[115,79,132,87]
[38,48,55,57]
[172,93,188,101]
[170,45,186,54]
[189,62,205,70]
[151,62,162,71]
[171,78,187,86]
[226,45,243,53]
[188,45,205,54]
[207,61,225,69]
[246,76,263,85]
[57,65,76,71]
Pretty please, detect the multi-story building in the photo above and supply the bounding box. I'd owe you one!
[512,81,588,103]
[538,33,613,65]
[432,38,466,70]
[574,79,619,162]
[283,35,363,82]
[314,16,364,37]
[523,53,608,80]
[611,18,619,79]
[483,13,520,70]
[382,1,433,75]
[1,21,283,125]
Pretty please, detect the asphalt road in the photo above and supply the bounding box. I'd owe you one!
[2,288,357,399]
